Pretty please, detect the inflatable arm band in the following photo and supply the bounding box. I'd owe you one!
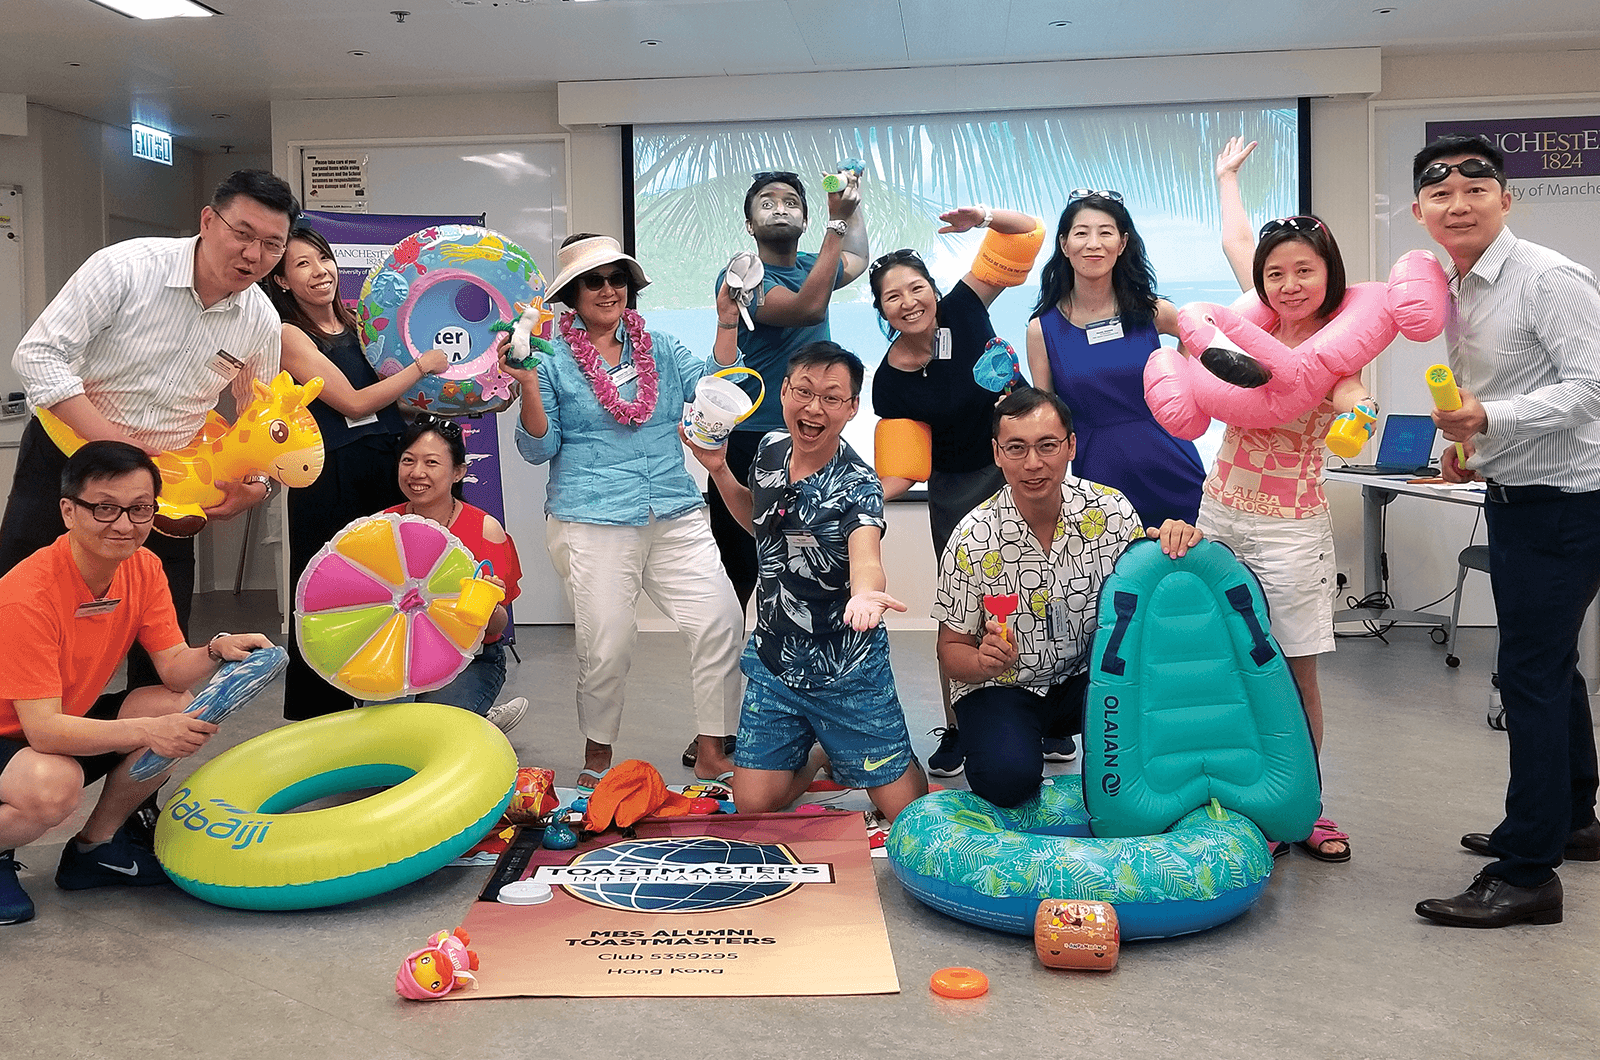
[874,419,933,483]
[970,220,1046,289]
[1143,250,1448,438]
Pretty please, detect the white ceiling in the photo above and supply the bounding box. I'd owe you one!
[3,0,1599,155]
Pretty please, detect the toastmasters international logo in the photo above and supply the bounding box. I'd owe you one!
[534,836,834,913]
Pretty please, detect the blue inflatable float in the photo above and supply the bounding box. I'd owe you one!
[887,539,1321,939]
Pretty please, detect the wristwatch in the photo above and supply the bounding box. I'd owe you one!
[826,219,848,237]
[243,474,274,495]
[208,631,230,663]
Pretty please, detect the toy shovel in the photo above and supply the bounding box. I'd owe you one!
[984,593,1020,644]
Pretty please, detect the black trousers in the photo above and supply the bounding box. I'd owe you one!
[0,418,194,688]
[1481,485,1600,886]
[952,673,1089,809]
[704,429,763,610]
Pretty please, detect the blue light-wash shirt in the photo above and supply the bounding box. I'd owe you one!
[715,252,843,433]
[514,315,723,525]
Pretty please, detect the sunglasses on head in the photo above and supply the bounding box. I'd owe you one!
[1258,215,1328,240]
[579,269,631,292]
[1415,157,1503,191]
[414,412,463,439]
[869,248,922,279]
[1068,189,1124,204]
[752,170,802,187]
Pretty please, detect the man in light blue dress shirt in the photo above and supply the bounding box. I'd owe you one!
[1413,134,1600,929]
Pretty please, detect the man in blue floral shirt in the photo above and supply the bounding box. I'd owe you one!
[686,341,928,824]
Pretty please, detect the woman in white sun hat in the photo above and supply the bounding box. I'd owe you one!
[502,234,745,791]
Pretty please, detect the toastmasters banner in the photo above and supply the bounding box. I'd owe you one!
[1426,116,1600,202]
[456,812,899,998]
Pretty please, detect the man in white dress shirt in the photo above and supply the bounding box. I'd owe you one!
[1412,134,1600,929]
[0,169,298,693]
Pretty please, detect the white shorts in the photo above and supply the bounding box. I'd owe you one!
[1197,496,1335,657]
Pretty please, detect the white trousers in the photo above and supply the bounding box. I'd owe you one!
[547,510,744,745]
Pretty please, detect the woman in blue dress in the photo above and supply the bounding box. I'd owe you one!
[1025,192,1204,525]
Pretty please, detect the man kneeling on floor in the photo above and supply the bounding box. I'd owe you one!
[687,341,929,825]
[934,387,1201,808]
[0,441,273,925]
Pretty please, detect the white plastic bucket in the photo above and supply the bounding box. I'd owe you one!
[683,367,764,449]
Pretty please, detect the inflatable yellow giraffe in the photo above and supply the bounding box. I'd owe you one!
[38,371,326,537]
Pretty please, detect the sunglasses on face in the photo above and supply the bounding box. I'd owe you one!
[579,270,631,292]
[414,412,463,439]
[1415,158,1503,191]
[1067,189,1124,204]
[1258,215,1328,240]
[868,248,922,280]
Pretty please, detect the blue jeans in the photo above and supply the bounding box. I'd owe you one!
[377,640,507,716]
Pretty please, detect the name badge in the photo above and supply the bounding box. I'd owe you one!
[1044,598,1070,641]
[75,598,122,617]
[345,412,379,429]
[1084,318,1124,345]
[785,530,819,557]
[609,362,639,387]
[934,327,953,361]
[208,348,245,379]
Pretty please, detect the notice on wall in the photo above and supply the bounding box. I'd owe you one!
[303,152,369,210]
[1426,115,1600,202]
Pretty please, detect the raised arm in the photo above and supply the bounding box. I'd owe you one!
[755,177,862,328]
[1215,136,1259,292]
[946,206,1042,307]
[683,428,754,534]
[280,323,447,418]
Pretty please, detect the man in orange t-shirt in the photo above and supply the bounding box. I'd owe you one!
[0,441,272,925]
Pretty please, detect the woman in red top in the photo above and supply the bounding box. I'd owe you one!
[386,415,527,733]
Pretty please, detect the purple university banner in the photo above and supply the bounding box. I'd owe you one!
[300,209,483,304]
[1426,116,1600,182]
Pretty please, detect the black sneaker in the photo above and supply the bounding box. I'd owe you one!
[1,850,35,925]
[927,726,965,777]
[124,787,165,850]
[55,827,170,890]
[682,734,737,768]
[1043,736,1078,762]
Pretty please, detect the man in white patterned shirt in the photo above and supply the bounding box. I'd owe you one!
[0,170,297,695]
[933,387,1200,807]
[1412,134,1600,929]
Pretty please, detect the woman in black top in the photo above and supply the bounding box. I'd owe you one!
[869,204,1039,776]
[268,224,447,719]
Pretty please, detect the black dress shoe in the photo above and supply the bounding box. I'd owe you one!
[1460,820,1600,862]
[1415,871,1562,927]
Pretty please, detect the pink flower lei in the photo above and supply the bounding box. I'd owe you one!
[559,309,659,426]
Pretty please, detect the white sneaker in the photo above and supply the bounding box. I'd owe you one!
[486,697,528,734]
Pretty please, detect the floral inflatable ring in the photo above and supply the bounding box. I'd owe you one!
[357,224,549,416]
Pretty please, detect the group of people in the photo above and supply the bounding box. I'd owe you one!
[2,131,1597,933]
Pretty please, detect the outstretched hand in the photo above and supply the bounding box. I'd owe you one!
[1216,136,1258,180]
[844,590,907,631]
[937,206,986,234]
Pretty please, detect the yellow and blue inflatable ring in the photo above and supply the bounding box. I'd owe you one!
[155,702,516,911]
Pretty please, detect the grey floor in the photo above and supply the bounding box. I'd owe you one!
[5,592,1597,1060]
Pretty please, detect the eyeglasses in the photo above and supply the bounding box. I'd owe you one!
[869,248,922,279]
[69,496,156,524]
[784,383,852,411]
[996,438,1067,461]
[579,269,630,292]
[751,170,802,187]
[1258,215,1328,240]
[1415,158,1503,190]
[414,412,463,439]
[1068,189,1124,203]
[211,209,288,256]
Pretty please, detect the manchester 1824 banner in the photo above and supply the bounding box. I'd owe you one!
[1426,115,1600,202]
[456,812,899,998]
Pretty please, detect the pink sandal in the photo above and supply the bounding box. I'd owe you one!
[1296,816,1351,863]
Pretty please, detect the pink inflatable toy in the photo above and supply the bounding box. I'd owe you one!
[395,927,479,1000]
[1143,250,1448,439]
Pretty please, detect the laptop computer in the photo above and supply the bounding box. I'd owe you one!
[1333,413,1439,475]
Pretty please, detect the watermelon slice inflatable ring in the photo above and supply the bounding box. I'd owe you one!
[296,513,491,699]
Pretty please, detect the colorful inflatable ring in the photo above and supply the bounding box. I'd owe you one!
[357,224,549,417]
[1142,249,1448,438]
[884,776,1272,941]
[155,702,516,911]
[295,513,491,699]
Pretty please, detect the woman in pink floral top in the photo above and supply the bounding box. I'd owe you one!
[1199,137,1376,864]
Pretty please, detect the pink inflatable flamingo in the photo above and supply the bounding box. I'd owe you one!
[1143,250,1448,439]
